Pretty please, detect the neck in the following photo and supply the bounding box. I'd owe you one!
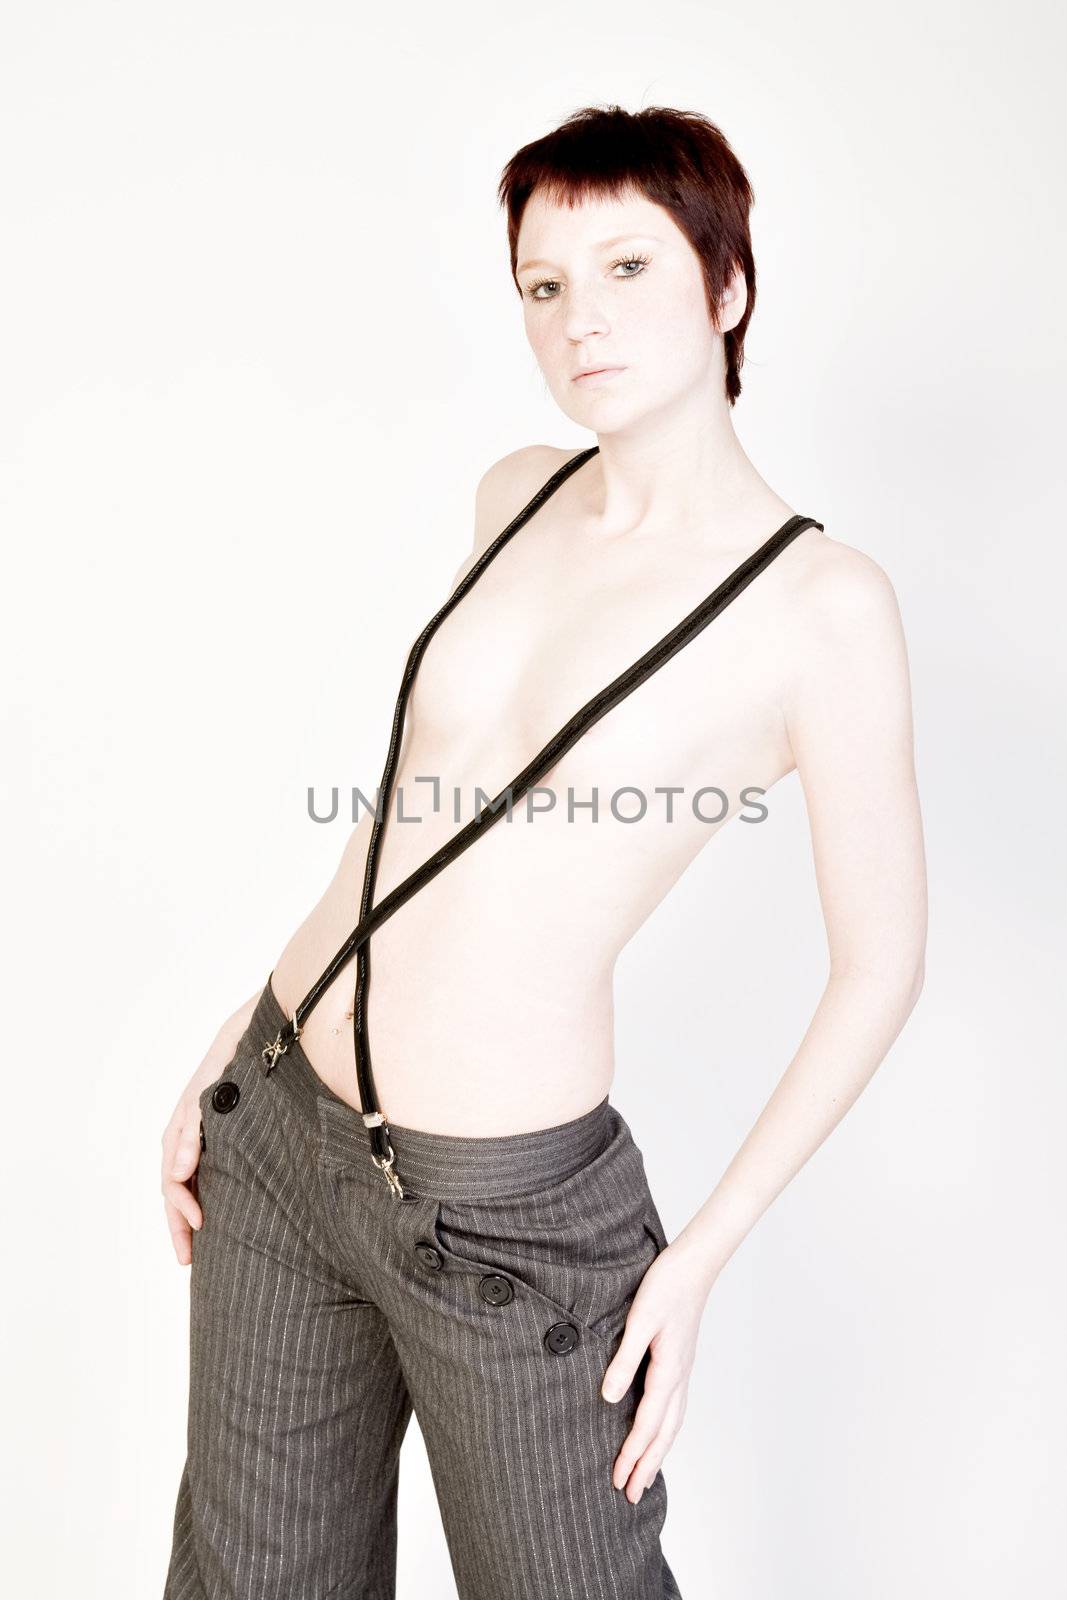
[587,386,776,545]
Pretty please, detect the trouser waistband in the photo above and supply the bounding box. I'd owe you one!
[246,975,614,1202]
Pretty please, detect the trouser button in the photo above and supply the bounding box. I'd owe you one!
[414,1241,443,1271]
[544,1322,580,1355]
[211,1082,240,1113]
[478,1274,514,1305]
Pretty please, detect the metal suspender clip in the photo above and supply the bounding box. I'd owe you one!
[363,1111,404,1199]
[260,1021,301,1076]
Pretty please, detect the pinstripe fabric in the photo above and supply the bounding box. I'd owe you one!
[164,978,682,1599]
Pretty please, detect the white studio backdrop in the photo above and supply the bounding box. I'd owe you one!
[2,2,1063,1595]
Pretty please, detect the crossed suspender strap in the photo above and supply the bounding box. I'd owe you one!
[261,442,823,1197]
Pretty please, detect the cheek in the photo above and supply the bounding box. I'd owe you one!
[523,308,554,367]
[632,316,705,387]
[634,290,715,379]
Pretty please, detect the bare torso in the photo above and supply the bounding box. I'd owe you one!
[270,445,830,1135]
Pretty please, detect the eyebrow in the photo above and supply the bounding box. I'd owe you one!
[516,234,664,275]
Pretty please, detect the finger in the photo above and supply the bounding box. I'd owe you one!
[619,1388,686,1503]
[611,1371,677,1490]
[164,1195,195,1266]
[168,1118,203,1181]
[601,1321,653,1402]
[163,1176,203,1236]
[163,1172,203,1228]
[607,1350,684,1484]
[622,1387,685,1501]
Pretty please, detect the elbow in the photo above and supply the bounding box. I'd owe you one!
[890,953,926,1019]
[828,953,926,1012]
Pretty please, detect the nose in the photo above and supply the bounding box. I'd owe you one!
[561,282,611,345]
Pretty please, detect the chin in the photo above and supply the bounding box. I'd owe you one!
[582,399,653,436]
[553,391,641,430]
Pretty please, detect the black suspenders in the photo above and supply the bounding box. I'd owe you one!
[259,442,824,1199]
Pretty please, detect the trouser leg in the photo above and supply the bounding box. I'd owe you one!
[163,1032,413,1599]
[317,1096,683,1599]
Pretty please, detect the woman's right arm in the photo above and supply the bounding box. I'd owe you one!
[160,986,262,1266]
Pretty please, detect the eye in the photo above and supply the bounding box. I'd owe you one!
[525,276,562,302]
[523,253,652,302]
[609,253,651,279]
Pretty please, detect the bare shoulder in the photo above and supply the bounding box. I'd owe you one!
[774,524,913,741]
[446,445,582,592]
[781,525,904,643]
[472,443,586,549]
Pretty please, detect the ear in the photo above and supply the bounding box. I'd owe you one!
[716,265,748,334]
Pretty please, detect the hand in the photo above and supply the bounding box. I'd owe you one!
[160,1041,236,1265]
[600,1242,711,1503]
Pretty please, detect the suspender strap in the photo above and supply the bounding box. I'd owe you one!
[344,443,600,1175]
[303,513,823,1035]
[258,449,599,1124]
[261,450,824,1198]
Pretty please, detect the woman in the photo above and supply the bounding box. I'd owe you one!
[161,104,927,1599]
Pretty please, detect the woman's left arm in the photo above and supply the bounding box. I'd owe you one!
[604,543,928,1501]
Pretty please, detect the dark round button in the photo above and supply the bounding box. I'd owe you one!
[414,1241,443,1271]
[544,1321,580,1356]
[478,1274,514,1306]
[199,1121,206,1152]
[211,1081,240,1113]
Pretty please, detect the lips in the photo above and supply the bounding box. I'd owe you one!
[572,366,625,383]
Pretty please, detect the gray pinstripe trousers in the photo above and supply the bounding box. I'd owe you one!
[164,979,683,1599]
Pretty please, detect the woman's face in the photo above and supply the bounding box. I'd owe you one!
[515,185,732,432]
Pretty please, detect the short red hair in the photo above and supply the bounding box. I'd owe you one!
[498,103,757,405]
